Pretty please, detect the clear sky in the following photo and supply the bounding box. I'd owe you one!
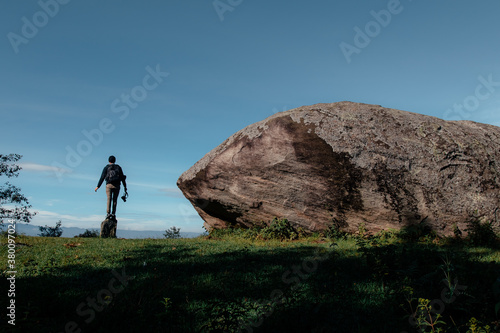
[2,0,500,233]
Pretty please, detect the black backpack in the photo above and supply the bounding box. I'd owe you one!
[106,164,121,183]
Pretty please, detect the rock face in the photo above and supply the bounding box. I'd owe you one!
[177,102,500,235]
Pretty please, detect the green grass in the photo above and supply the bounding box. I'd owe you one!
[1,230,500,332]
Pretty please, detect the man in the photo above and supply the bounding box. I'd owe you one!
[95,155,127,220]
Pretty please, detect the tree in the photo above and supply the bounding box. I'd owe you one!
[39,220,63,237]
[0,154,36,225]
[164,226,181,239]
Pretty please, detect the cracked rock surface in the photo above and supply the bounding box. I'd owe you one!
[177,101,500,235]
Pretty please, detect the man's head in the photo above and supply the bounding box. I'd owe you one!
[108,155,116,164]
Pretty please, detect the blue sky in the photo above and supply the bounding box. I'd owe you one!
[2,0,500,234]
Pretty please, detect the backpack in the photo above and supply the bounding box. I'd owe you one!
[106,164,121,183]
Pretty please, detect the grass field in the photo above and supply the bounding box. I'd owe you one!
[1,224,500,333]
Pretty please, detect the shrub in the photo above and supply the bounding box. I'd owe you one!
[259,217,298,241]
[76,229,99,238]
[465,218,499,247]
[164,226,181,239]
[375,228,398,242]
[38,220,63,237]
[398,220,435,242]
[324,218,348,240]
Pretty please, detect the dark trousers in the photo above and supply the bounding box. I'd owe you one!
[106,184,120,215]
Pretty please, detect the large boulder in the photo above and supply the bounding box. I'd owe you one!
[177,102,500,235]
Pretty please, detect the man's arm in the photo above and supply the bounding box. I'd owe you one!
[120,166,127,191]
[95,166,108,191]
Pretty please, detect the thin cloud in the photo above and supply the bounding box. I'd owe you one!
[159,188,184,198]
[30,210,134,228]
[33,210,103,223]
[19,163,71,174]
[125,181,185,198]
[19,165,99,183]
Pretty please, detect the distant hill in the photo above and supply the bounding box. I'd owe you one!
[4,223,202,239]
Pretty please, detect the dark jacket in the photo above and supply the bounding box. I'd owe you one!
[97,163,127,188]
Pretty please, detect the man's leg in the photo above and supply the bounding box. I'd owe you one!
[106,184,112,216]
[111,186,120,215]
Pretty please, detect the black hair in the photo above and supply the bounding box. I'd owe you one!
[108,155,116,163]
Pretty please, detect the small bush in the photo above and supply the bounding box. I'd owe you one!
[465,218,499,247]
[259,217,298,241]
[164,226,181,239]
[76,229,99,238]
[38,220,63,237]
[398,221,435,242]
[375,229,399,242]
[323,218,348,240]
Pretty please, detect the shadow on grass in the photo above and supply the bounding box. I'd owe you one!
[2,235,500,333]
